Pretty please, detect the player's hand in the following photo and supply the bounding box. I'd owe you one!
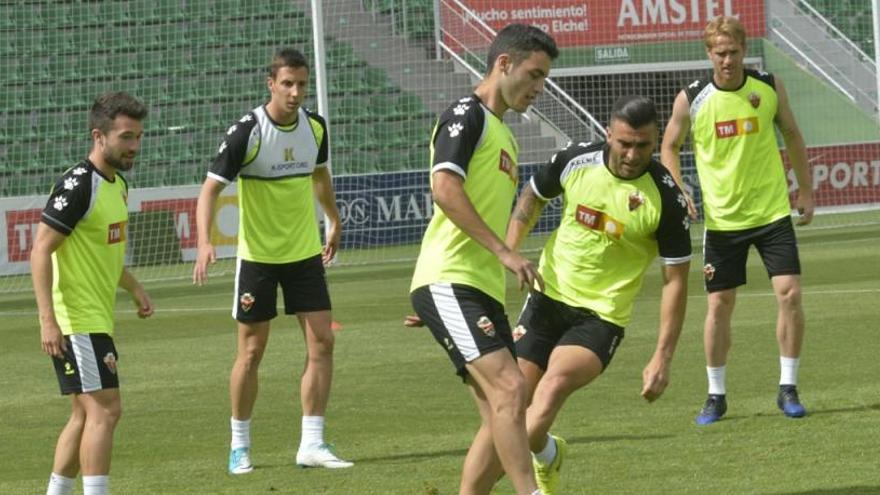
[641,356,671,403]
[40,320,66,358]
[193,243,216,285]
[322,221,341,266]
[795,189,814,226]
[683,191,698,220]
[403,314,424,327]
[499,249,544,292]
[131,286,155,319]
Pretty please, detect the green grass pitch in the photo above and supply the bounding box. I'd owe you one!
[1,223,878,494]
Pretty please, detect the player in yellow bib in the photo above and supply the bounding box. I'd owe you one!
[192,48,350,473]
[409,24,557,495]
[661,16,814,424]
[476,96,691,495]
[32,92,154,495]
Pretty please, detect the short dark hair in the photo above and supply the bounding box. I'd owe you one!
[485,23,559,74]
[270,47,309,78]
[88,92,148,134]
[609,95,658,129]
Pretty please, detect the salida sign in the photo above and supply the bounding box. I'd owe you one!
[455,0,765,47]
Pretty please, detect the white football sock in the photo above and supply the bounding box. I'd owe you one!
[46,473,75,495]
[82,475,108,495]
[230,417,251,450]
[707,366,726,395]
[780,356,800,386]
[532,434,557,466]
[300,416,325,451]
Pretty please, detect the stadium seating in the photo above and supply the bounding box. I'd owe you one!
[0,1,435,192]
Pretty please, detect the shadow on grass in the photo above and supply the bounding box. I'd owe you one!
[351,433,674,464]
[693,402,880,426]
[749,401,880,419]
[769,487,880,495]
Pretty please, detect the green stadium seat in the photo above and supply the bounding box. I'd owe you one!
[7,142,39,173]
[70,28,101,54]
[106,51,140,77]
[98,2,131,25]
[0,85,21,112]
[373,148,408,172]
[41,4,72,29]
[368,93,396,119]
[210,21,247,46]
[34,116,64,141]
[19,84,48,111]
[183,1,214,20]
[325,40,361,69]
[134,77,170,105]
[157,22,189,49]
[0,57,21,84]
[64,2,100,28]
[191,133,219,160]
[364,67,397,93]
[371,121,406,149]
[185,23,215,47]
[335,124,375,152]
[329,67,367,95]
[144,0,183,22]
[12,6,43,30]
[130,24,162,50]
[190,104,223,132]
[212,0,242,20]
[57,112,80,139]
[335,95,371,124]
[191,47,223,74]
[394,93,429,119]
[158,106,192,132]
[268,17,311,44]
[407,145,428,170]
[157,133,193,162]
[160,49,194,74]
[5,114,34,140]
[42,29,76,55]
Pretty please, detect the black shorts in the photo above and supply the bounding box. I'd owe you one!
[515,291,624,371]
[52,333,119,395]
[703,216,801,292]
[411,283,515,379]
[233,254,331,322]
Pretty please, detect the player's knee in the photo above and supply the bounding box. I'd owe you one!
[492,374,528,418]
[89,400,122,428]
[536,373,576,408]
[708,291,736,316]
[776,283,802,309]
[308,329,336,357]
[238,342,267,369]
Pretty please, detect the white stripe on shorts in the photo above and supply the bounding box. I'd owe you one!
[232,257,242,318]
[70,334,101,393]
[429,283,480,362]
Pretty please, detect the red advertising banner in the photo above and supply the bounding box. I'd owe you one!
[6,208,41,263]
[448,0,766,47]
[783,143,880,207]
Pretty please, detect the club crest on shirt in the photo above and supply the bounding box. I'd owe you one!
[748,91,761,108]
[512,325,527,342]
[703,263,716,281]
[628,192,645,211]
[103,352,118,374]
[476,316,495,337]
[498,149,517,183]
[240,292,255,312]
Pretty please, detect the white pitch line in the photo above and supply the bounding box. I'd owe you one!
[1,288,878,318]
